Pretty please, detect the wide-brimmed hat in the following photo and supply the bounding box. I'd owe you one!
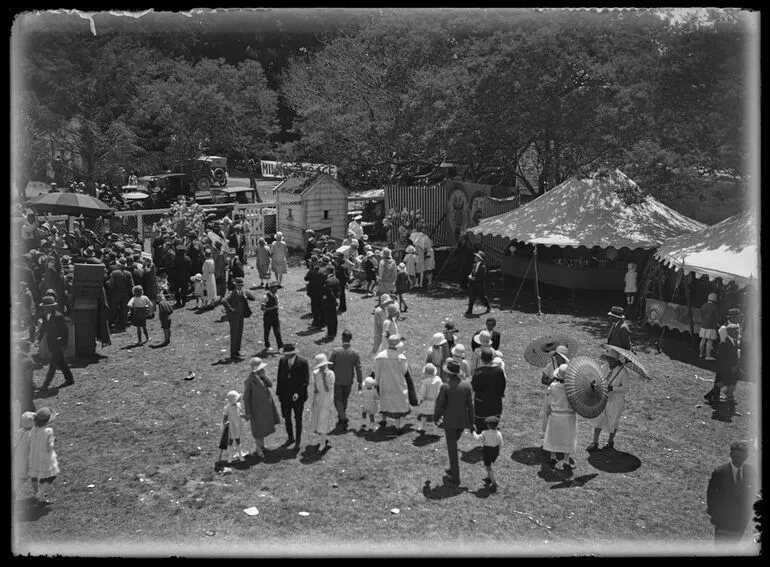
[387,334,404,348]
[380,294,394,305]
[451,344,466,358]
[728,308,741,318]
[552,363,569,382]
[250,357,268,372]
[281,344,296,354]
[707,293,718,302]
[432,332,447,347]
[39,296,57,308]
[405,245,416,254]
[354,214,362,220]
[226,390,241,403]
[474,251,486,262]
[443,359,461,376]
[234,277,245,286]
[607,305,625,318]
[20,411,36,429]
[314,353,333,370]
[473,330,492,346]
[34,407,55,426]
[398,262,407,270]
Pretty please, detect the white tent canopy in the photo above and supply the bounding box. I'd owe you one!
[654,211,758,288]
[468,169,705,249]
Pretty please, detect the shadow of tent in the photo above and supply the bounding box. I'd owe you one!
[587,448,642,473]
[422,480,468,500]
[550,473,599,489]
[510,446,551,467]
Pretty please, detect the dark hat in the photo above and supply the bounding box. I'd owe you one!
[608,305,625,319]
[234,277,245,285]
[728,308,741,317]
[474,251,486,261]
[281,344,296,354]
[443,359,461,376]
[39,296,58,308]
[34,407,55,426]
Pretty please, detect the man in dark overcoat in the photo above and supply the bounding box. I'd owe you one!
[38,296,75,390]
[706,441,756,542]
[322,265,341,340]
[275,344,310,451]
[222,276,254,360]
[465,251,491,316]
[470,347,507,436]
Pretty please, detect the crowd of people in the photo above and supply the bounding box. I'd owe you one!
[12,211,756,544]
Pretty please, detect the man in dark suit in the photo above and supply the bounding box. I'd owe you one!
[706,441,756,542]
[465,251,491,316]
[304,258,326,329]
[470,347,507,436]
[108,258,134,329]
[304,230,316,269]
[38,296,75,390]
[471,317,501,351]
[222,277,255,360]
[434,359,475,485]
[321,265,341,340]
[607,305,633,351]
[276,344,310,451]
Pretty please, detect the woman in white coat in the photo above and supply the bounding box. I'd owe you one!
[309,353,336,451]
[542,364,577,470]
[586,349,633,452]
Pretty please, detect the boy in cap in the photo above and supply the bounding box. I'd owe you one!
[472,415,503,491]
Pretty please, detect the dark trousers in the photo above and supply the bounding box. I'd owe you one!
[467,285,490,312]
[281,400,304,444]
[173,279,188,306]
[42,346,74,388]
[229,316,244,357]
[338,289,347,312]
[322,299,338,337]
[109,293,129,326]
[310,296,323,326]
[334,384,353,423]
[444,428,464,481]
[263,316,283,350]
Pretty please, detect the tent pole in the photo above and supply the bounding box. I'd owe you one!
[510,253,534,312]
[533,245,542,316]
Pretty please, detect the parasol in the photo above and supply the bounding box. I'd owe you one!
[409,231,432,249]
[206,230,226,248]
[524,334,579,367]
[26,192,114,217]
[123,191,150,201]
[336,244,351,255]
[563,356,609,418]
[603,345,652,381]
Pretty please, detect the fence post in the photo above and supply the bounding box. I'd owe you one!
[137,213,143,244]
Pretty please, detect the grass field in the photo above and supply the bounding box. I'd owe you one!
[12,254,760,557]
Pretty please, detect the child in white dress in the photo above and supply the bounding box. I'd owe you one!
[472,415,504,491]
[403,245,418,288]
[416,363,443,434]
[624,263,638,307]
[191,273,205,308]
[127,285,153,345]
[28,407,60,503]
[222,390,246,462]
[360,376,380,431]
[14,411,36,494]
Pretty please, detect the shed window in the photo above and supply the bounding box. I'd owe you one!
[287,208,293,220]
[323,210,329,219]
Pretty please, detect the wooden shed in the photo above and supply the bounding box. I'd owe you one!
[273,172,350,248]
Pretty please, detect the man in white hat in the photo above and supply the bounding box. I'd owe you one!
[348,214,364,240]
[466,250,491,316]
[372,334,411,431]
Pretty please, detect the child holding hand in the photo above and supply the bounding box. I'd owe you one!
[416,363,442,434]
[360,376,380,431]
[127,285,153,345]
[222,390,246,463]
[472,415,503,491]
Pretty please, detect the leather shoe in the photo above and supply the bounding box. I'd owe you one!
[292,442,300,452]
[442,474,460,485]
[585,442,599,452]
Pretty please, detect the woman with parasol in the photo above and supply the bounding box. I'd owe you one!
[541,364,578,470]
[585,347,636,452]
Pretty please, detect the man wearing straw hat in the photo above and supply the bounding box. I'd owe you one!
[606,305,633,351]
[38,296,74,391]
[465,250,491,316]
[434,358,475,485]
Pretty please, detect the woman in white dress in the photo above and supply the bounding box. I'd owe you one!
[377,303,400,354]
[586,349,633,452]
[309,353,336,451]
[201,249,218,306]
[270,232,289,287]
[542,364,578,470]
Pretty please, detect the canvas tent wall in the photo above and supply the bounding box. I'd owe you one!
[466,169,705,306]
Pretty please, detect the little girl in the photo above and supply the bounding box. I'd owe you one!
[364,250,378,297]
[403,245,418,288]
[28,407,59,503]
[416,363,442,434]
[221,390,246,463]
[423,246,435,287]
[360,376,380,431]
[395,262,411,313]
[157,289,175,346]
[542,364,578,471]
[450,344,472,381]
[191,273,205,308]
[472,415,503,491]
[14,411,36,495]
[127,285,153,345]
[624,262,638,307]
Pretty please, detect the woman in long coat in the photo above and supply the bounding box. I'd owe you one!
[309,353,336,449]
[242,357,281,458]
[255,238,272,287]
[542,364,578,470]
[373,335,411,429]
[201,249,217,306]
[141,256,158,303]
[270,232,289,287]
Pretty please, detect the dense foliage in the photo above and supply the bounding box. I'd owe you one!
[13,8,754,203]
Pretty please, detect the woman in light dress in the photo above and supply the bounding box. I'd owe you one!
[377,303,400,354]
[309,353,336,451]
[255,238,272,287]
[201,249,218,306]
[542,364,577,471]
[270,232,289,287]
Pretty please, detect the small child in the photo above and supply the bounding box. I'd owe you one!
[156,289,175,346]
[360,376,380,431]
[14,411,36,495]
[403,245,418,288]
[28,407,59,503]
[416,363,442,434]
[191,273,205,308]
[127,285,153,345]
[624,262,638,307]
[423,246,435,287]
[450,344,472,381]
[472,415,503,491]
[364,251,378,296]
[395,262,411,313]
[221,390,246,463]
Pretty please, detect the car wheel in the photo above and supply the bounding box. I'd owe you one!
[196,177,211,191]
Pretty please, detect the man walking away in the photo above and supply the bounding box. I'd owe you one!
[329,330,363,430]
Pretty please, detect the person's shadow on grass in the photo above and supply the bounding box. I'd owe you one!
[15,496,52,522]
[412,433,441,447]
[211,357,241,366]
[352,425,400,443]
[550,473,599,489]
[296,328,324,337]
[510,446,552,467]
[537,463,574,483]
[586,447,641,473]
[460,448,484,464]
[34,386,60,400]
[422,479,468,500]
[299,443,330,464]
[149,342,169,349]
[708,400,739,423]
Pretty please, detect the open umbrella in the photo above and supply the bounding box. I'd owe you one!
[409,231,432,249]
[524,334,579,367]
[603,345,652,381]
[26,192,114,217]
[563,356,609,418]
[206,230,226,248]
[336,244,351,255]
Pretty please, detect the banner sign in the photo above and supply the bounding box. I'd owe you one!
[644,297,703,335]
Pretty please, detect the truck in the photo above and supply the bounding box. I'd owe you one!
[171,156,229,191]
